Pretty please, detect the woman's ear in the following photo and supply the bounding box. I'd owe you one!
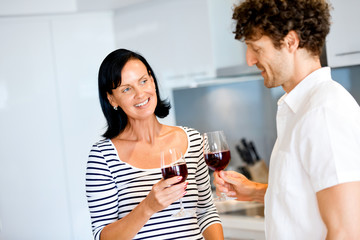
[107,92,116,108]
[284,30,299,53]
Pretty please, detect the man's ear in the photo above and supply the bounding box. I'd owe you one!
[284,30,300,53]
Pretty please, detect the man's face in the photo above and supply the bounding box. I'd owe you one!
[245,35,293,90]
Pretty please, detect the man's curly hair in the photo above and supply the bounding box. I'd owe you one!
[233,0,331,56]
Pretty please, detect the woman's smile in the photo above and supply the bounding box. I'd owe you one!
[135,98,150,108]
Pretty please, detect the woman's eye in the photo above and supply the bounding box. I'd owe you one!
[140,79,148,85]
[122,87,130,93]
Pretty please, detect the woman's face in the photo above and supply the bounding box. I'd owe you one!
[107,59,157,121]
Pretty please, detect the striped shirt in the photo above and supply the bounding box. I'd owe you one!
[86,127,221,240]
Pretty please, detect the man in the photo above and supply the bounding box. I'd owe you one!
[214,0,360,239]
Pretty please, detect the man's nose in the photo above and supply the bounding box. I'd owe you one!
[246,47,257,66]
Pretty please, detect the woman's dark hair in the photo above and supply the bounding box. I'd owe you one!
[98,48,171,139]
[232,0,331,56]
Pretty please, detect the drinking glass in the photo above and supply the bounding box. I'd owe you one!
[161,148,194,217]
[203,131,236,202]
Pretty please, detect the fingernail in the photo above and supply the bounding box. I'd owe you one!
[177,176,182,181]
[183,191,187,196]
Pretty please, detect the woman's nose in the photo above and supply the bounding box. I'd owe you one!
[134,87,145,98]
[246,47,257,66]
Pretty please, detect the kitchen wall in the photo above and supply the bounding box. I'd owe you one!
[173,65,360,168]
[332,65,360,101]
[0,0,359,239]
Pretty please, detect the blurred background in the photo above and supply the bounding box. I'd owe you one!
[0,0,359,239]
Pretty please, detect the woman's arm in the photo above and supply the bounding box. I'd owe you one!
[195,134,224,239]
[202,223,224,240]
[100,176,186,240]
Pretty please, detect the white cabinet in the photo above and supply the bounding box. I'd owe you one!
[0,12,114,240]
[0,18,73,240]
[113,0,249,89]
[0,0,76,15]
[326,0,360,67]
[113,0,251,126]
[50,12,115,240]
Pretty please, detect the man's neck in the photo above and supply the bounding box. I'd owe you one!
[283,50,322,93]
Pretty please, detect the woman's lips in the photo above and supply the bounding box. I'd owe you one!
[135,98,149,107]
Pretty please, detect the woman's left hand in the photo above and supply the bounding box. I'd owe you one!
[142,176,187,215]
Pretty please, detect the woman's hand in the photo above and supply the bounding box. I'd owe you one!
[143,176,187,215]
[214,170,267,203]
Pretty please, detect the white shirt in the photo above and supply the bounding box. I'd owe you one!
[265,67,360,239]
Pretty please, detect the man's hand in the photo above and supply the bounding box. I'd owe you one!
[214,170,267,203]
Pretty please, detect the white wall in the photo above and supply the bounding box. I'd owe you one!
[0,12,115,240]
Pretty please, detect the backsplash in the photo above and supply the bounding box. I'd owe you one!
[173,65,360,169]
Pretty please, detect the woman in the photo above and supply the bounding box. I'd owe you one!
[86,49,223,240]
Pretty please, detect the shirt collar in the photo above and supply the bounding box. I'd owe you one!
[277,67,332,113]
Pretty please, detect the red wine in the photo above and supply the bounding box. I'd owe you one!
[161,163,188,183]
[204,150,231,171]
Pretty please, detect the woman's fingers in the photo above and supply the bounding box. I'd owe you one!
[145,178,188,214]
[153,177,187,203]
[161,176,183,188]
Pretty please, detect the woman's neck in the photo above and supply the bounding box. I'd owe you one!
[119,115,163,144]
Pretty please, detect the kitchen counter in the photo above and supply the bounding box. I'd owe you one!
[215,200,265,240]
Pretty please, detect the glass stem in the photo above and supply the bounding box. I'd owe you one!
[179,197,184,211]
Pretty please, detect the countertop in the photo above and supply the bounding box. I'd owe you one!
[215,200,265,240]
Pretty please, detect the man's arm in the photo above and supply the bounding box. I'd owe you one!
[317,181,360,240]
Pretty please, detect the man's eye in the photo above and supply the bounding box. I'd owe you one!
[253,47,261,53]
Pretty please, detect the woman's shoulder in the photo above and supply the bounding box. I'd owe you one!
[163,126,202,141]
[180,126,202,137]
[89,138,113,152]
[165,125,201,137]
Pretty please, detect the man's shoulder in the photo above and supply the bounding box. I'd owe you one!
[308,79,357,109]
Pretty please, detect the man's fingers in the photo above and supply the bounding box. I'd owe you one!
[221,171,245,185]
[214,171,225,185]
[216,184,229,193]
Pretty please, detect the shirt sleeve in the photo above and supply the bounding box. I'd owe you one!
[86,143,119,240]
[195,134,222,233]
[298,105,360,192]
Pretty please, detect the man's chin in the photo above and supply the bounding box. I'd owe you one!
[263,79,277,89]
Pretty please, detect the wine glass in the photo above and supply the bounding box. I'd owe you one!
[203,130,236,202]
[160,148,194,217]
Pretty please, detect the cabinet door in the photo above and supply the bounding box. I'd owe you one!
[51,12,115,240]
[0,19,72,240]
[326,0,360,67]
[113,0,214,86]
[0,0,76,15]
